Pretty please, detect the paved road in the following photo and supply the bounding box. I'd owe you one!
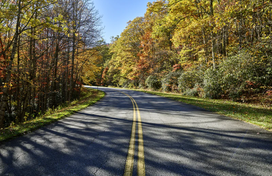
[1,87,272,176]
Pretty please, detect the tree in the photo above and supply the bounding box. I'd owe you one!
[0,0,102,128]
[107,17,144,87]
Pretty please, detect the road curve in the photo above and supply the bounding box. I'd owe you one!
[0,87,272,176]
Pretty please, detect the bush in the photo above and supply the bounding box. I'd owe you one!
[138,83,146,89]
[178,68,204,92]
[119,77,129,88]
[161,71,182,92]
[145,75,161,90]
[203,68,224,99]
[203,50,272,99]
[183,87,198,97]
[182,83,205,97]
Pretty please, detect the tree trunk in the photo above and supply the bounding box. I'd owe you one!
[211,32,216,70]
[0,0,21,128]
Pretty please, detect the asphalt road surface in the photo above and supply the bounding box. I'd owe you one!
[1,87,272,176]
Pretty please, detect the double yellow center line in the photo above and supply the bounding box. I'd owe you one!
[122,92,145,176]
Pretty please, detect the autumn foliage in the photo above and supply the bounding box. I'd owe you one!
[0,0,101,128]
[102,0,272,104]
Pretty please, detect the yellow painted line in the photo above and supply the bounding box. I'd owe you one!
[133,98,146,176]
[124,95,136,176]
[122,92,145,176]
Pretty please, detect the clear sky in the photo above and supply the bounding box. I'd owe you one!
[92,0,155,43]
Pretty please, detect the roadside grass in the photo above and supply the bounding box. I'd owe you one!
[0,88,105,142]
[138,90,272,131]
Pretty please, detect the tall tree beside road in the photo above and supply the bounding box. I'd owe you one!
[105,0,272,102]
[0,0,101,128]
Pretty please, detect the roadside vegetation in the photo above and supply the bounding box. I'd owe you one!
[98,0,271,107]
[0,0,102,129]
[2,0,271,139]
[0,88,105,142]
[98,0,272,130]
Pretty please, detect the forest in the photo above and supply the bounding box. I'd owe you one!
[1,0,272,129]
[0,0,102,128]
[101,0,272,105]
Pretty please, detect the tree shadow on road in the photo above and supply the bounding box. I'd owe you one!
[0,89,272,176]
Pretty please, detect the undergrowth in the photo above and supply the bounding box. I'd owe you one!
[0,88,105,142]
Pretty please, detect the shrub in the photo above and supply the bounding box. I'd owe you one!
[183,83,205,97]
[138,83,146,89]
[183,87,198,97]
[203,50,272,99]
[178,68,204,92]
[119,77,129,88]
[145,75,161,90]
[161,71,182,92]
[203,68,224,99]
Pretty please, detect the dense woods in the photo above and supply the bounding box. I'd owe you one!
[1,0,272,129]
[0,0,101,128]
[102,0,272,104]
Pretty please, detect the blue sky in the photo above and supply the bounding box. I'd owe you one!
[93,0,155,43]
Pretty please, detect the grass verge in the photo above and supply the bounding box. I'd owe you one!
[0,88,105,142]
[138,90,272,131]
